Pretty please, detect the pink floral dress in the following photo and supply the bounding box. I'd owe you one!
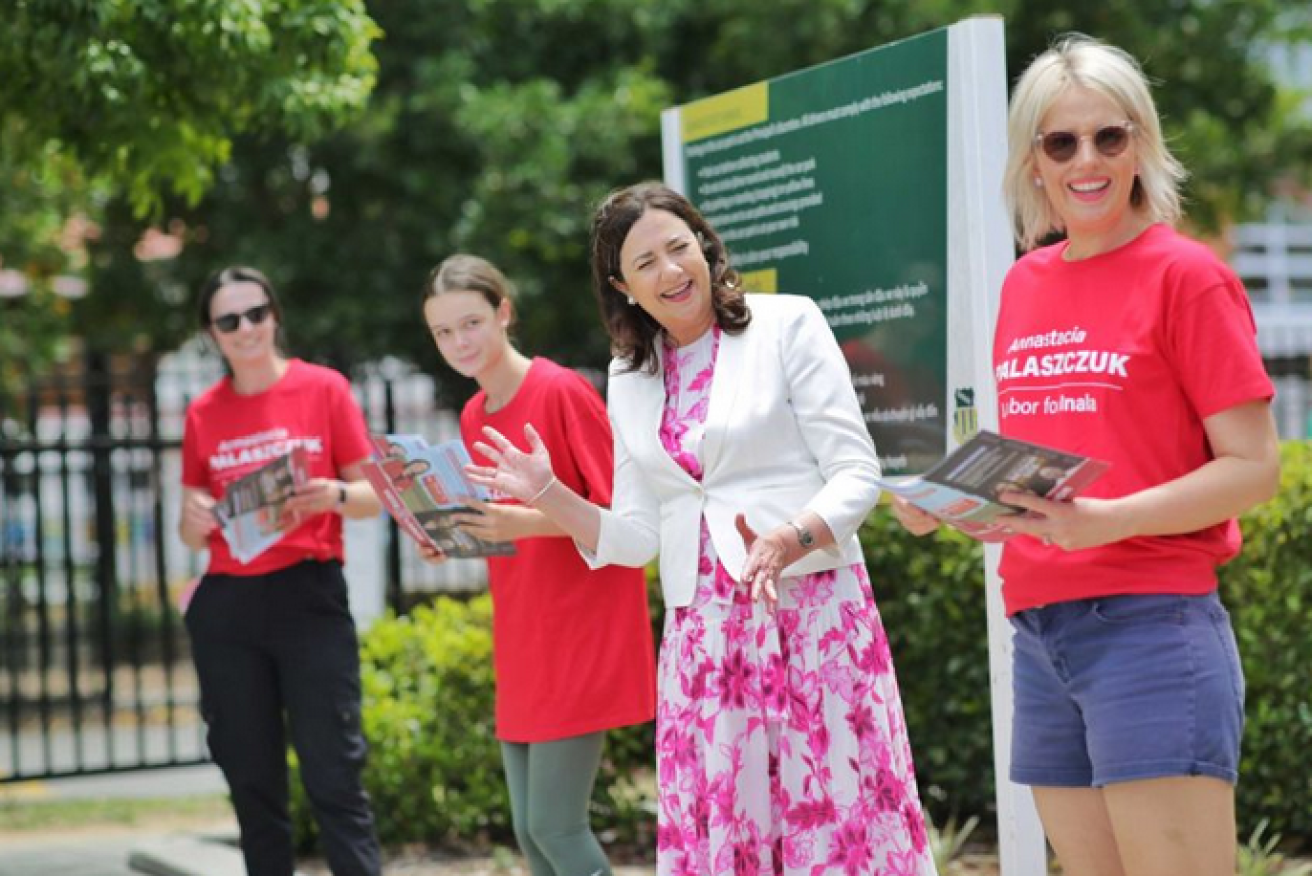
[655,328,936,876]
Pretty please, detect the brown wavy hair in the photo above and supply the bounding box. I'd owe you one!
[589,181,751,374]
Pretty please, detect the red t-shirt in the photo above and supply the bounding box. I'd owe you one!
[181,359,374,576]
[993,224,1273,614]
[462,358,657,742]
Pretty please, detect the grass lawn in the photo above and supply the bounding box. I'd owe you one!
[0,791,233,837]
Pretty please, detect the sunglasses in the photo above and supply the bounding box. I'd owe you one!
[212,303,273,334]
[1033,121,1134,163]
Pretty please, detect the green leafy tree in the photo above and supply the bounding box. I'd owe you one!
[11,0,1312,381]
[89,0,679,388]
[0,0,380,378]
[0,0,379,215]
[0,131,96,392]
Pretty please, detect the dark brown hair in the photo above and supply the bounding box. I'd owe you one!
[590,182,750,373]
[196,265,288,355]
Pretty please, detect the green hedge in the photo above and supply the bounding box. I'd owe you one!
[1220,441,1312,845]
[291,595,656,851]
[868,441,1312,847]
[293,442,1312,849]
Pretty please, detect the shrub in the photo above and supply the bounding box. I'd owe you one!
[292,593,657,851]
[1221,440,1312,847]
[291,596,505,850]
[293,444,1312,851]
[859,512,994,825]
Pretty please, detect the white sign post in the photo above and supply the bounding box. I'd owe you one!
[947,17,1050,876]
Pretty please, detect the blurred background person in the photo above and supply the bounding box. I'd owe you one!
[179,265,384,876]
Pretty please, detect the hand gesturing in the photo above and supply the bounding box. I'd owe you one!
[466,424,556,504]
[735,513,781,608]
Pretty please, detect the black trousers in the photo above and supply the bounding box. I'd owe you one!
[186,560,381,876]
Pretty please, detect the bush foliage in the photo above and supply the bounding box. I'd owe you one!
[1220,441,1312,845]
[292,595,655,851]
[868,441,1312,847]
[295,442,1312,849]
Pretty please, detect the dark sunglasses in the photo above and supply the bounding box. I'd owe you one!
[212,303,273,334]
[1033,121,1134,163]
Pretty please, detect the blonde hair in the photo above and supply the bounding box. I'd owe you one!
[1002,34,1187,251]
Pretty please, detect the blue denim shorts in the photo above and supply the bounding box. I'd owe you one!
[1009,591,1244,788]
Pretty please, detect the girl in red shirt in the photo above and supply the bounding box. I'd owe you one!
[420,254,656,876]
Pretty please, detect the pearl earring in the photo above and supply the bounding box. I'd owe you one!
[1034,177,1044,188]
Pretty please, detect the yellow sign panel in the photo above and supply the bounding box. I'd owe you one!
[739,269,778,294]
[681,82,769,143]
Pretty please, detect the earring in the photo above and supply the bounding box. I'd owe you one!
[1034,177,1044,188]
[626,296,636,306]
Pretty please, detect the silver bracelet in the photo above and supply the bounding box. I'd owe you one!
[788,520,816,549]
[527,475,558,505]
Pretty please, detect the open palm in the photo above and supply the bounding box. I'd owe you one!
[467,424,555,503]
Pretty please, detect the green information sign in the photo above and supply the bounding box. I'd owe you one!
[664,30,950,474]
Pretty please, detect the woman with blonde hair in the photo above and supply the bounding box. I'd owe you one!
[897,35,1278,876]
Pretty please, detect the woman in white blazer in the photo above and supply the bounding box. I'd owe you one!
[470,182,936,876]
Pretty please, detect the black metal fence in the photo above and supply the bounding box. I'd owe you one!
[1,355,203,781]
[0,351,474,783]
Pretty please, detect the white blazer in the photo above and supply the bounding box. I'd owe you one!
[584,293,882,608]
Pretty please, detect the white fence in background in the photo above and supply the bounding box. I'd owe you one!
[1232,218,1312,438]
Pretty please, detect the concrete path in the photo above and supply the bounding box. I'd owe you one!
[0,834,142,876]
[0,765,235,876]
[0,765,658,876]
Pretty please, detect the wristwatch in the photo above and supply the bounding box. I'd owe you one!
[337,485,348,507]
[788,520,815,549]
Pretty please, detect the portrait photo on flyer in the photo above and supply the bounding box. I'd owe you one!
[360,432,515,559]
[213,446,311,563]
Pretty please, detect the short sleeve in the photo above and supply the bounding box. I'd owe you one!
[180,406,209,490]
[550,371,617,507]
[327,372,375,470]
[1165,273,1273,419]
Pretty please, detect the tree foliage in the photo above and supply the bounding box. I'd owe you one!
[3,0,1311,380]
[0,0,380,380]
[0,0,379,215]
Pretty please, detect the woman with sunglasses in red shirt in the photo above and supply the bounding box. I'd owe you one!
[179,265,384,876]
[896,34,1279,876]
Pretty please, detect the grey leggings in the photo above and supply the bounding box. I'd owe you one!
[500,732,611,876]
